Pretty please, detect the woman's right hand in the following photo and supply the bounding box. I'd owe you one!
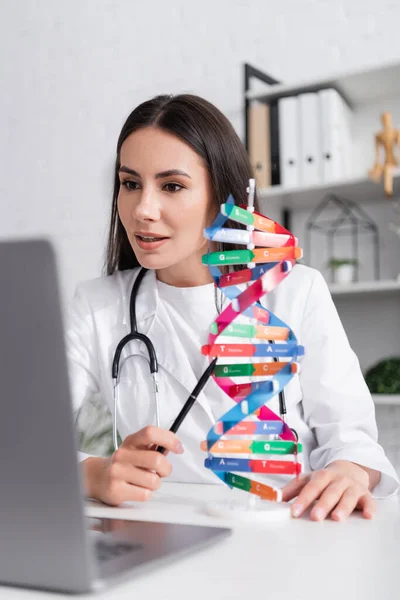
[82,426,184,506]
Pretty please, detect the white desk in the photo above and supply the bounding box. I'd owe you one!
[1,483,399,600]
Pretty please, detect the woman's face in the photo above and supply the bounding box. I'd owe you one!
[117,127,217,287]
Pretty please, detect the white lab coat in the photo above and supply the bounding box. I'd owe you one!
[66,264,399,497]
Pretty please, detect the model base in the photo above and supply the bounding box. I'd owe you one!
[204,498,292,522]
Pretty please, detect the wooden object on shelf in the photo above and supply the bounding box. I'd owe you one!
[368,112,400,197]
[248,102,271,189]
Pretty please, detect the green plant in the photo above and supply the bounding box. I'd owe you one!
[327,257,359,269]
[75,394,116,457]
[78,425,115,456]
[365,358,400,394]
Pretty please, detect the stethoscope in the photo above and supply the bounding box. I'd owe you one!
[111,266,159,450]
[110,267,294,452]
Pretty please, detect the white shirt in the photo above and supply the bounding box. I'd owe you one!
[66,264,399,497]
[156,279,218,382]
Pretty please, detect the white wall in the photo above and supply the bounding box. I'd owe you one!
[2,0,400,301]
[2,1,400,469]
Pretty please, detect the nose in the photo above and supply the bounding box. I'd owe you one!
[132,187,161,222]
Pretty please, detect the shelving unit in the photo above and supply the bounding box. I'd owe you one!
[244,61,400,213]
[329,278,400,297]
[372,394,400,406]
[258,169,400,211]
[244,61,400,385]
[246,60,400,108]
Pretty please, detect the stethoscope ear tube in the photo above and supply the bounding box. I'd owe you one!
[129,266,148,332]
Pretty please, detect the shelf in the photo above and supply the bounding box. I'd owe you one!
[258,169,400,211]
[372,394,400,406]
[329,279,400,297]
[246,60,400,108]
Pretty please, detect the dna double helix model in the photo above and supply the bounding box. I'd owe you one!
[201,180,305,503]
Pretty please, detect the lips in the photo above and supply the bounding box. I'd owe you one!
[135,233,169,241]
[134,235,170,251]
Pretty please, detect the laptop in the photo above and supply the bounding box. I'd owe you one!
[0,239,230,594]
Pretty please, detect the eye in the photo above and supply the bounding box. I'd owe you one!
[121,180,139,191]
[163,182,184,193]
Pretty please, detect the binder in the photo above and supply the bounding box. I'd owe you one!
[342,96,353,178]
[269,101,281,185]
[318,89,352,182]
[248,102,271,189]
[298,92,322,185]
[278,96,300,188]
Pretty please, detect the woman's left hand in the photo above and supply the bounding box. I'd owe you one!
[281,460,377,521]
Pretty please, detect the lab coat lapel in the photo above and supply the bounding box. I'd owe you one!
[133,269,215,423]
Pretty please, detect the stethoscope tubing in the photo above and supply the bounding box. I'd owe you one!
[111,267,159,450]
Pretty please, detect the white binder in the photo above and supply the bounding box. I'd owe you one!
[318,89,352,182]
[278,96,300,188]
[342,96,353,178]
[298,92,322,185]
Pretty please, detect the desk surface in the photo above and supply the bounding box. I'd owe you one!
[1,483,399,600]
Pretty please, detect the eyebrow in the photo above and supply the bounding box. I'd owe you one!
[119,166,191,179]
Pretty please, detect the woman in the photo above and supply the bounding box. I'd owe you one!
[67,94,398,521]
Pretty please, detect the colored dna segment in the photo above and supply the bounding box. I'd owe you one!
[202,342,304,358]
[201,184,305,503]
[215,419,284,435]
[212,361,299,377]
[202,246,303,266]
[210,322,290,341]
[200,440,302,454]
[204,458,302,476]
[221,202,277,232]
[209,228,299,248]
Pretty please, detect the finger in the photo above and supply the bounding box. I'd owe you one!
[123,426,184,454]
[118,481,154,503]
[281,473,311,502]
[330,487,368,521]
[124,465,162,492]
[309,479,350,521]
[109,460,162,492]
[113,448,172,478]
[290,470,334,517]
[148,443,170,457]
[101,477,153,505]
[356,493,376,519]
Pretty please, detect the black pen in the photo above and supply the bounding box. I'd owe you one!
[156,357,218,454]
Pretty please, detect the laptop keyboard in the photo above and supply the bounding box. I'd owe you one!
[95,538,142,563]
